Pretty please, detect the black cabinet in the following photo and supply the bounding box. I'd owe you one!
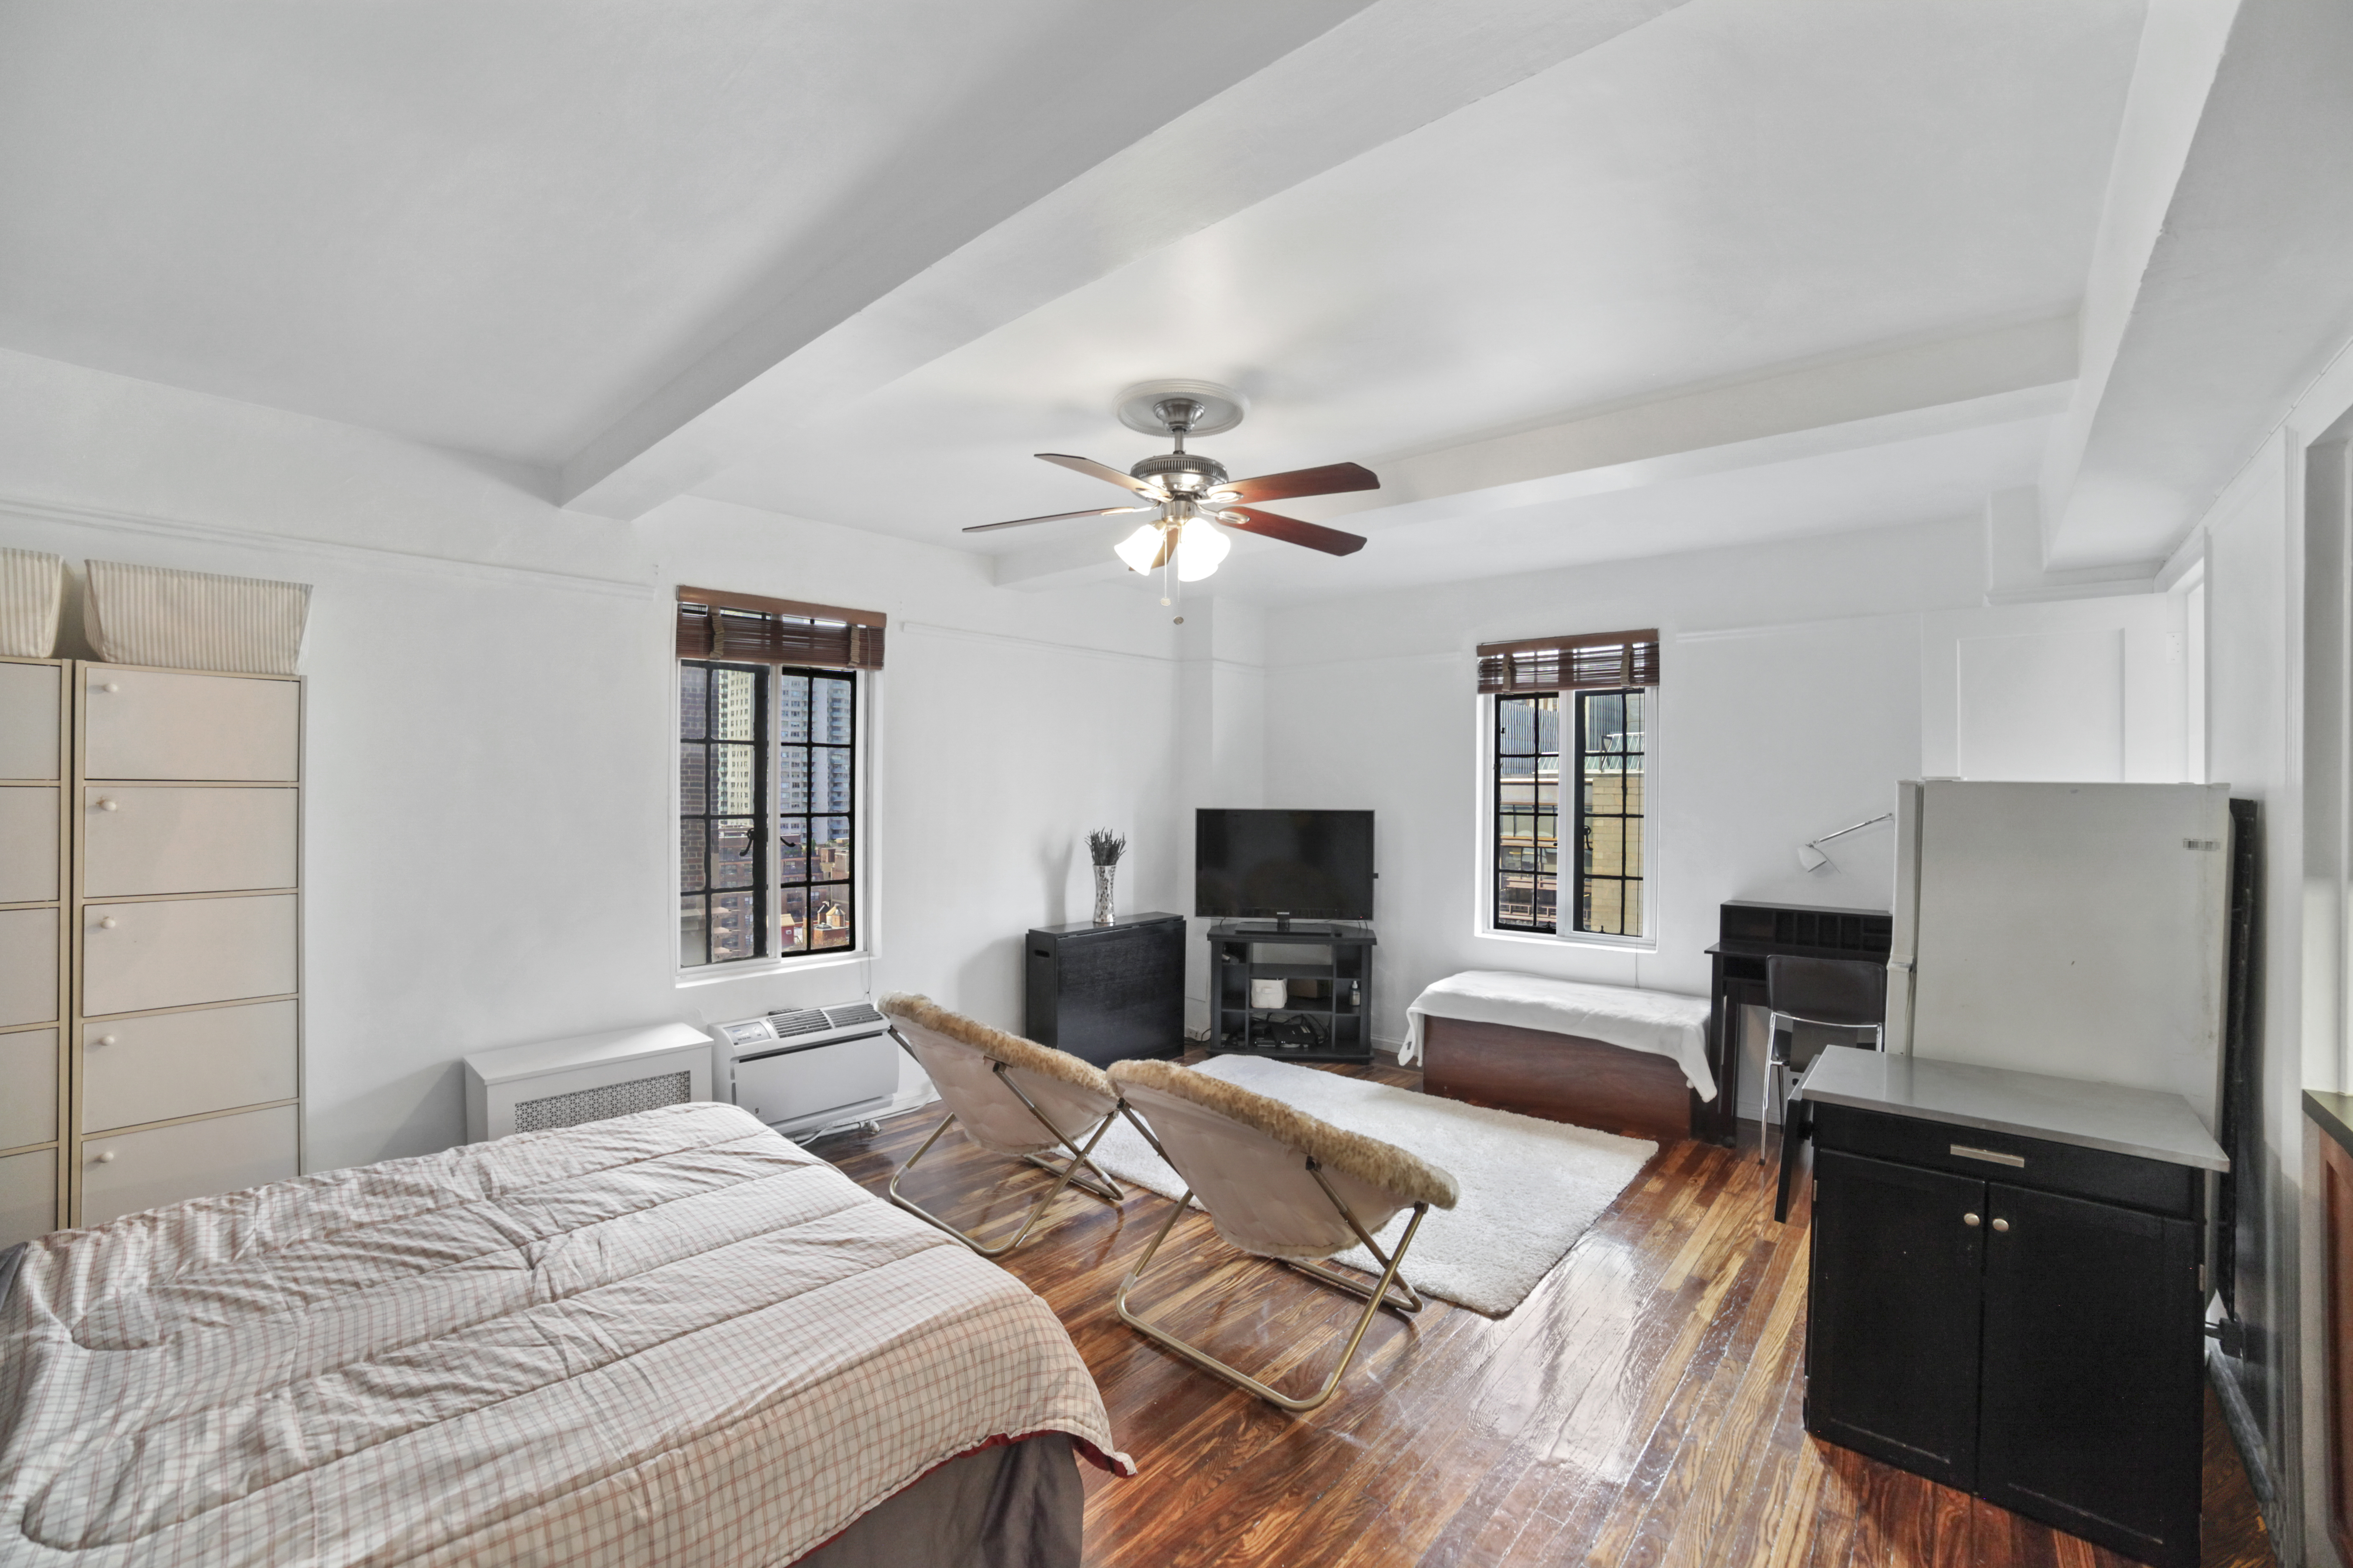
[1804,1105,2204,1568]
[1204,922,1373,1064]
[1024,913,1184,1068]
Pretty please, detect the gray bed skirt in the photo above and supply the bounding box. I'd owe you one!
[790,1431,1084,1568]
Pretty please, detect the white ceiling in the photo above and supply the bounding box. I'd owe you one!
[693,0,2142,597]
[0,0,2170,600]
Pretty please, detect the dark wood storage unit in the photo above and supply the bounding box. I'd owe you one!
[1205,922,1373,1064]
[1023,912,1184,1068]
[2308,1089,2353,1565]
[1805,1099,2207,1568]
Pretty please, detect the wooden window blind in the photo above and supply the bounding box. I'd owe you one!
[673,586,886,670]
[1476,629,1658,694]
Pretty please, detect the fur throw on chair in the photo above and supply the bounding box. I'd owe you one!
[879,993,1116,1098]
[1110,1058,1460,1210]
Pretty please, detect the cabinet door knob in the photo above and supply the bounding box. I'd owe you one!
[1962,1212,1981,1227]
[93,1034,116,1046]
[93,1150,115,1164]
[1991,1217,2010,1233]
[99,681,120,694]
[97,916,119,930]
[97,797,120,812]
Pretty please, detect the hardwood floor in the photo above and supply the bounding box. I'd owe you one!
[821,1057,2276,1568]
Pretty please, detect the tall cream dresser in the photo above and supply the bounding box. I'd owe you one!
[0,659,302,1241]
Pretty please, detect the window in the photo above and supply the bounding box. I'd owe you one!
[676,588,884,969]
[1481,629,1658,940]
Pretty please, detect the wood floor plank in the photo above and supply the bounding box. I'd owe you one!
[819,1057,2276,1568]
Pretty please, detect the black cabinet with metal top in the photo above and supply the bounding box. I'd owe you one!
[1024,912,1185,1067]
[1794,1049,2223,1568]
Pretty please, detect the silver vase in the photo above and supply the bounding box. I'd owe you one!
[1091,863,1117,926]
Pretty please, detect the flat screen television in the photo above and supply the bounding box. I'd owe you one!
[1195,809,1374,922]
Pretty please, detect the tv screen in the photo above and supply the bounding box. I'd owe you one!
[1195,809,1374,920]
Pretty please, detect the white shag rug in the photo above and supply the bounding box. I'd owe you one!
[1091,1055,1657,1316]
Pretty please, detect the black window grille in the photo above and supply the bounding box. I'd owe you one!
[680,659,859,966]
[1493,687,1645,937]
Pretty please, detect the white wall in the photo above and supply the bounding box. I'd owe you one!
[1252,514,2191,1117]
[0,346,1185,1173]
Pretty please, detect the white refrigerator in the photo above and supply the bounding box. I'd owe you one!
[1885,780,2231,1131]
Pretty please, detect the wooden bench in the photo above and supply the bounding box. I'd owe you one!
[1405,972,1715,1143]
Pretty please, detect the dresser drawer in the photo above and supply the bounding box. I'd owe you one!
[0,1028,56,1151]
[82,787,297,896]
[81,668,299,782]
[83,1000,296,1134]
[79,1103,299,1225]
[1811,1102,2200,1218]
[0,662,61,781]
[81,893,297,1017]
[0,907,59,1027]
[0,785,59,902]
[0,1146,56,1247]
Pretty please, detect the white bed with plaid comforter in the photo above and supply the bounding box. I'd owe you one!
[0,1102,1128,1567]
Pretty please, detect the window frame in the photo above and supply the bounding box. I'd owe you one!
[1477,687,1658,951]
[675,657,874,980]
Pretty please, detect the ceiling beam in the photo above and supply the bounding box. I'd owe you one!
[558,0,1696,521]
[1307,316,2077,529]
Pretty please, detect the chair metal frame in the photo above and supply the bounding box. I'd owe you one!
[1760,1007,1883,1164]
[884,1028,1126,1257]
[1114,1113,1429,1413]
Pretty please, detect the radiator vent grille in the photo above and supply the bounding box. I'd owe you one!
[824,1002,883,1028]
[769,1008,831,1038]
[514,1071,692,1134]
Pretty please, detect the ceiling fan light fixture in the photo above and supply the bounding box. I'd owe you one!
[1174,516,1230,581]
[1113,522,1166,574]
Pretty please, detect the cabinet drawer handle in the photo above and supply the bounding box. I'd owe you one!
[92,1034,116,1046]
[1950,1144,2025,1168]
[96,797,120,812]
[93,1150,115,1164]
[1962,1212,1980,1227]
[1991,1217,2010,1233]
[97,916,119,930]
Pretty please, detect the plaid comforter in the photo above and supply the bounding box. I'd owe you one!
[0,1102,1127,1567]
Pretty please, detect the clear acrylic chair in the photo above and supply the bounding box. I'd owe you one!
[1760,955,1886,1164]
[1108,1058,1459,1413]
[879,993,1127,1256]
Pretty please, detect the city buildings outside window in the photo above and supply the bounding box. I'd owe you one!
[680,660,859,967]
[1493,687,1646,939]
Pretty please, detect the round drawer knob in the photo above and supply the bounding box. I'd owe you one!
[98,916,119,930]
[94,1034,116,1046]
[1962,1212,1980,1228]
[100,682,120,694]
[97,797,120,812]
[1991,1217,2010,1233]
[94,1151,115,1164]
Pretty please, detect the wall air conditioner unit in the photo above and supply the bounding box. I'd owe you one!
[464,1021,714,1143]
[713,999,898,1141]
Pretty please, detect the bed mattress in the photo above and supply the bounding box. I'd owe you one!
[0,1102,1128,1568]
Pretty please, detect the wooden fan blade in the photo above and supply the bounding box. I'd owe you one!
[963,505,1153,534]
[1215,461,1379,504]
[1037,453,1169,501]
[1221,506,1367,557]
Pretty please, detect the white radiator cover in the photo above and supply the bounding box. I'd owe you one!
[463,1022,713,1143]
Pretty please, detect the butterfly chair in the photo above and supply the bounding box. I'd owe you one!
[879,993,1128,1257]
[1107,1059,1460,1413]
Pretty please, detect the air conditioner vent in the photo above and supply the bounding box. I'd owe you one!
[512,1070,692,1135]
[824,1002,883,1028]
[769,1008,831,1038]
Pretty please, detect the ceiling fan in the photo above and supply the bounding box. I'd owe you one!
[964,380,1376,591]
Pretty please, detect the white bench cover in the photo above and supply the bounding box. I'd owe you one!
[1403,970,1716,1100]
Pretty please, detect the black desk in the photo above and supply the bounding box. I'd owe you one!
[1700,900,1892,1145]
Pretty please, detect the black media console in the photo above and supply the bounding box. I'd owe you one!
[1205,922,1374,1064]
[1023,912,1185,1068]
